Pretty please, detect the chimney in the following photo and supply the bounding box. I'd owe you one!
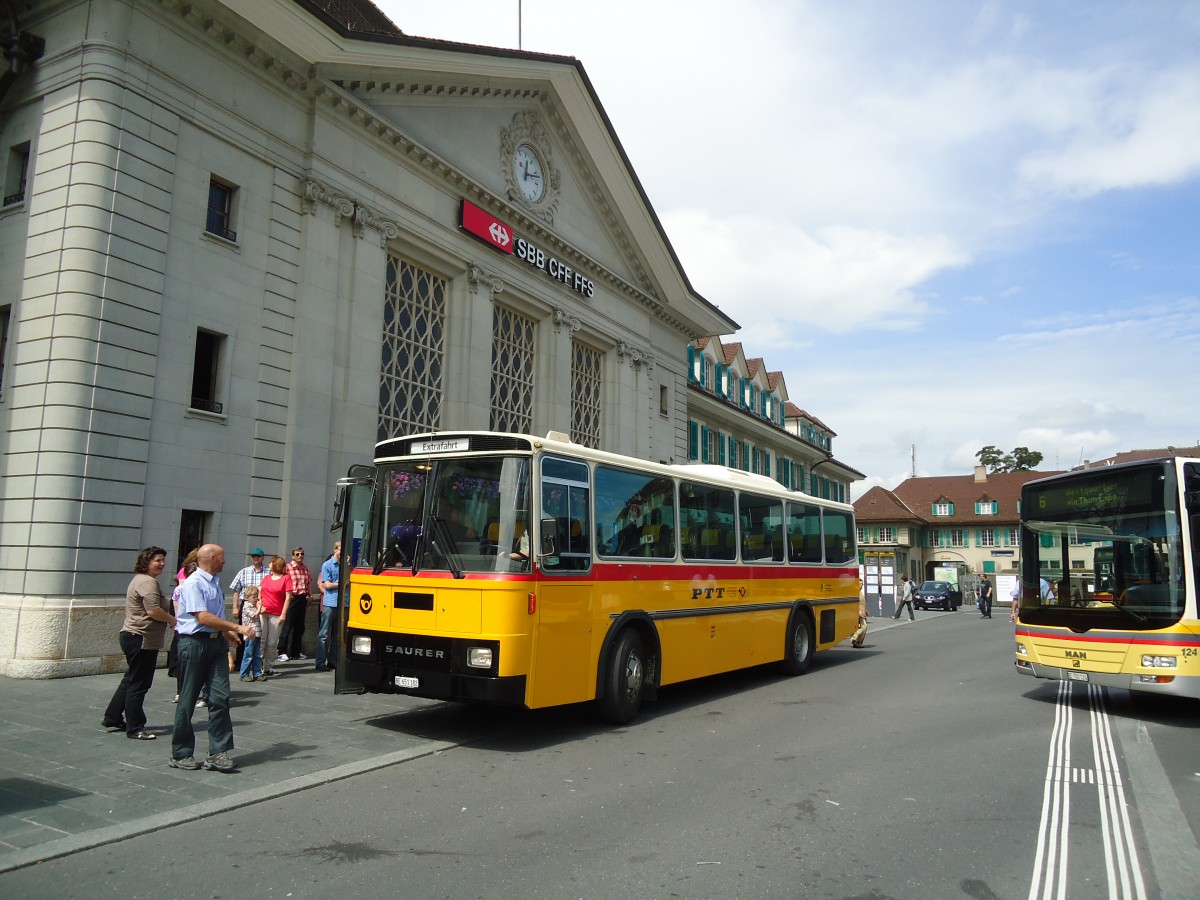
[974,465,987,482]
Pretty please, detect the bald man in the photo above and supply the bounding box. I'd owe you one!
[170,544,256,772]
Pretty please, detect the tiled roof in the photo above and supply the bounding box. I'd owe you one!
[854,485,919,523]
[746,357,763,377]
[767,370,782,390]
[302,0,404,36]
[885,469,1065,524]
[722,341,741,366]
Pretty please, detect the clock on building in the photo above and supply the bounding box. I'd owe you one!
[512,143,546,203]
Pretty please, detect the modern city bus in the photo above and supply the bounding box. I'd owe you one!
[332,431,860,723]
[1013,456,1200,697]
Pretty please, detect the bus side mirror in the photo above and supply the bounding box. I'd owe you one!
[540,517,558,556]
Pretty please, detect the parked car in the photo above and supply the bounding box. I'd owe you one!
[913,580,962,611]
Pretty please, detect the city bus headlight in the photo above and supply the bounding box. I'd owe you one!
[1141,655,1177,668]
[467,647,493,669]
[1015,642,1027,656]
[351,635,372,655]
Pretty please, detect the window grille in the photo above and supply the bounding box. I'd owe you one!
[490,304,534,433]
[378,256,445,442]
[571,339,602,448]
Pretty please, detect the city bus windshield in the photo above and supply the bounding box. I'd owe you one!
[1020,463,1185,629]
[368,455,532,575]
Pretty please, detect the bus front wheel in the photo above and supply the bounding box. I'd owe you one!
[780,612,814,676]
[600,629,646,725]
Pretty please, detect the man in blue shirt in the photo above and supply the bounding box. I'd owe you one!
[170,544,257,772]
[315,541,340,672]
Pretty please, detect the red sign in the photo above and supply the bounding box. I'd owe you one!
[460,200,513,254]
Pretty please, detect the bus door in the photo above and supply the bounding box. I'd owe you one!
[531,456,595,708]
[333,465,375,695]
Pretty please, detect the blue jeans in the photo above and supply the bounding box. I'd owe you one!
[239,635,262,677]
[315,605,336,668]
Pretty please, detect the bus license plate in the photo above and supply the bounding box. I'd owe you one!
[1067,671,1089,682]
[395,676,419,689]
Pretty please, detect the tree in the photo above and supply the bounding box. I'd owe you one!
[1005,447,1044,472]
[976,445,1044,474]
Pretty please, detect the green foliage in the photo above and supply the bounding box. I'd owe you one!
[976,445,1044,474]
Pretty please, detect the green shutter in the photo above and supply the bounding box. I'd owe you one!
[688,420,698,460]
[701,426,710,463]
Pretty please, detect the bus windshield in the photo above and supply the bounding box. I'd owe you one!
[1020,462,1185,629]
[369,455,532,574]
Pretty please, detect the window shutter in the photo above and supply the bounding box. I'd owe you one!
[717,431,726,465]
[687,346,696,383]
[701,425,710,462]
[688,420,698,460]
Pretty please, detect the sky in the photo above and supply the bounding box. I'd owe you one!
[373,1,1200,496]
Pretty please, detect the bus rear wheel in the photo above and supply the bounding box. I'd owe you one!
[780,612,814,676]
[600,628,646,725]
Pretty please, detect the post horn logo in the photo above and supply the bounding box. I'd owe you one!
[359,593,373,614]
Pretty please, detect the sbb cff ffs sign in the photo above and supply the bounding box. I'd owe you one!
[460,200,513,254]
[458,199,595,299]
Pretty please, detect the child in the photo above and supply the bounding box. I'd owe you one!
[238,585,264,682]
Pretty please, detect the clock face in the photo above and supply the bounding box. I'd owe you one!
[513,143,546,203]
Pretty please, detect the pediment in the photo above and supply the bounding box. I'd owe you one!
[333,75,655,298]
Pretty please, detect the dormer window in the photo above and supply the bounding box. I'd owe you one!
[933,501,953,516]
[975,500,998,515]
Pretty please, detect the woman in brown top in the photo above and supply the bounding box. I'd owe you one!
[102,546,176,739]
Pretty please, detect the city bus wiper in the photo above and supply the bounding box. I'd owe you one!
[1107,602,1147,623]
[429,516,465,579]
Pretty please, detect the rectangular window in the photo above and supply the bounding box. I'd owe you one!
[4,141,30,206]
[706,428,720,465]
[190,329,224,414]
[1008,528,1019,546]
[933,502,951,516]
[659,384,668,417]
[205,177,238,242]
[680,481,736,561]
[786,500,823,563]
[980,528,995,547]
[822,509,856,564]
[975,501,997,515]
[0,304,10,394]
[595,466,675,559]
[856,526,867,543]
[879,526,894,543]
[950,529,965,547]
[738,493,783,562]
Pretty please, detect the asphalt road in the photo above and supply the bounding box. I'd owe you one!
[4,611,1198,899]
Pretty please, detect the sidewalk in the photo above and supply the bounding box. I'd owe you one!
[0,660,452,873]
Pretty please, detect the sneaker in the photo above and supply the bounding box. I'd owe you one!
[203,753,238,773]
[196,698,208,709]
[276,654,290,663]
[169,756,202,770]
[239,675,253,682]
[262,669,279,677]
[294,653,307,660]
[172,694,179,703]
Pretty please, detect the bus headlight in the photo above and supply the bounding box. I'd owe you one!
[1141,655,1177,668]
[1015,642,1027,656]
[351,635,372,655]
[467,647,493,669]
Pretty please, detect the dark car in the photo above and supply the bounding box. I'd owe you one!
[913,580,962,611]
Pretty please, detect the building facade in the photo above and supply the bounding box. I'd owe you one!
[0,0,856,676]
[854,466,1063,601]
[686,336,860,501]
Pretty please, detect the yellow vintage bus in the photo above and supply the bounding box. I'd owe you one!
[1015,456,1200,697]
[334,431,860,723]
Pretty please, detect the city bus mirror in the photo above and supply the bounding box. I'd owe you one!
[539,517,558,557]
